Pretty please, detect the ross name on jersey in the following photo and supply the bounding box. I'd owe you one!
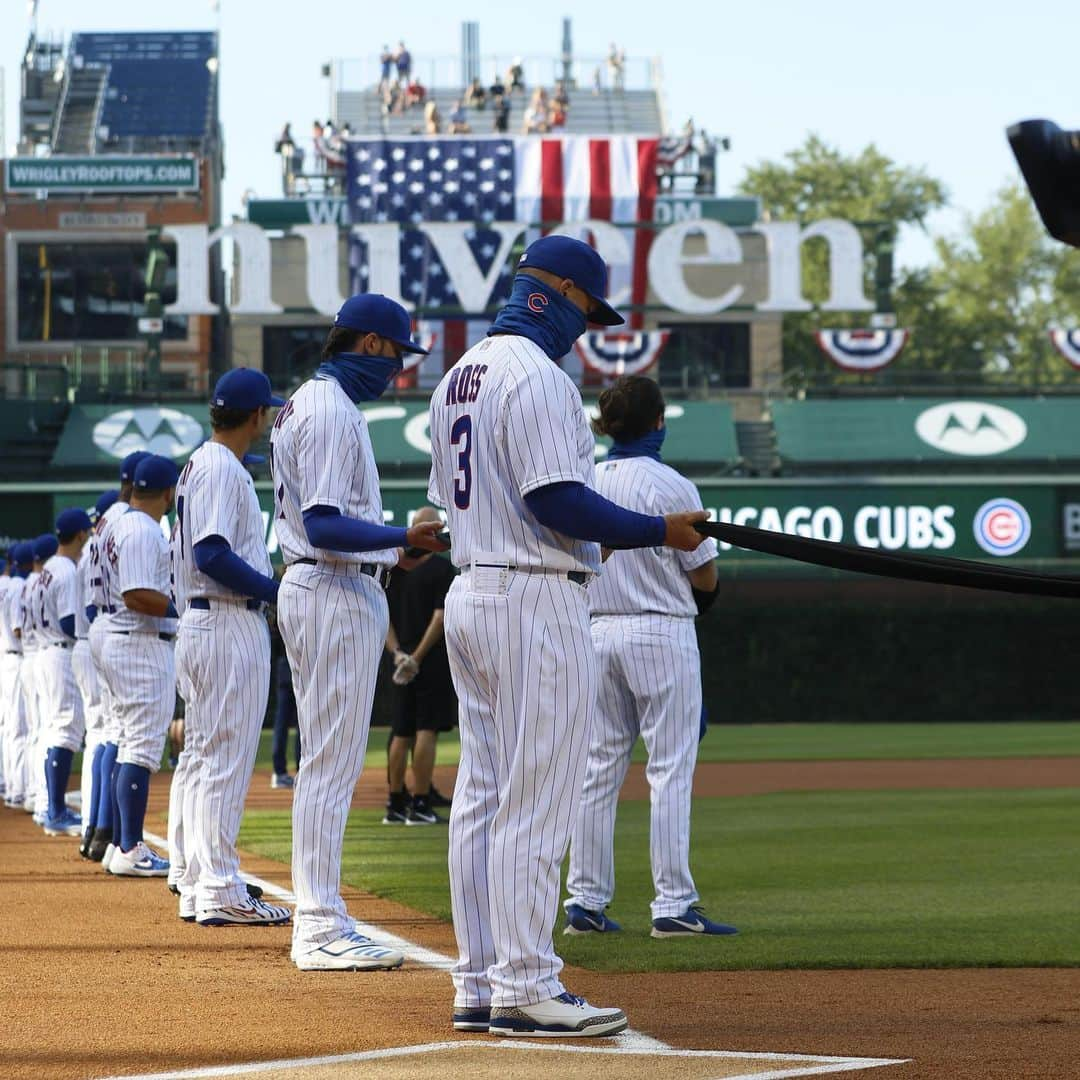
[444,364,488,407]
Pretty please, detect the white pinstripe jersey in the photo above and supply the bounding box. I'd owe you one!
[0,576,20,652]
[16,572,40,649]
[99,508,177,634]
[89,501,131,612]
[588,456,717,617]
[172,442,272,601]
[427,334,601,574]
[75,545,94,638]
[270,376,396,568]
[36,553,78,645]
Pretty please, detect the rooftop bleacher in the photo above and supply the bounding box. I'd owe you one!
[50,31,219,155]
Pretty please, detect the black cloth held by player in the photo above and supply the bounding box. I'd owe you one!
[694,520,1080,599]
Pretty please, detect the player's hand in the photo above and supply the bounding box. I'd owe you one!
[405,521,450,552]
[663,510,709,551]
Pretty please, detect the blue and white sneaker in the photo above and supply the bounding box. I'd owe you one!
[489,992,628,1037]
[294,931,404,971]
[109,841,170,877]
[563,903,622,935]
[197,898,292,926]
[452,1005,491,1032]
[43,808,83,837]
[651,905,738,938]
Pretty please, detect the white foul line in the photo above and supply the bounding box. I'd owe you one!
[137,832,908,1079]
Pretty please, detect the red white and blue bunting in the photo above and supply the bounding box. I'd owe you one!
[815,328,909,372]
[1049,328,1080,370]
[574,330,671,378]
[403,321,439,372]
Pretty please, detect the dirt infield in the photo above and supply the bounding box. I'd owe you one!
[2,758,1079,1080]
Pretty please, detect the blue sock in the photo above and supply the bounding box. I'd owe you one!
[85,743,106,833]
[45,747,75,819]
[110,759,122,847]
[115,763,150,853]
[95,742,118,835]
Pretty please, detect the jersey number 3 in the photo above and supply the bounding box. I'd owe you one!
[450,414,472,510]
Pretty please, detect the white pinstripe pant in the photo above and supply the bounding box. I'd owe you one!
[24,650,48,813]
[279,563,387,956]
[0,653,26,803]
[39,645,85,754]
[445,571,597,1009]
[98,634,175,772]
[175,604,270,911]
[72,639,102,830]
[567,614,702,920]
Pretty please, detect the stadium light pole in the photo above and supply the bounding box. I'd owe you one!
[142,228,169,396]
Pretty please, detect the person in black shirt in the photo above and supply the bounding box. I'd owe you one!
[383,507,458,825]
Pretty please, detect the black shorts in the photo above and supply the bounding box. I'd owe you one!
[391,671,458,738]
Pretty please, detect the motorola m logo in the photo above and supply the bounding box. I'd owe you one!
[92,407,205,460]
[914,402,1027,457]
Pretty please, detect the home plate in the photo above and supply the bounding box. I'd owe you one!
[102,1039,909,1080]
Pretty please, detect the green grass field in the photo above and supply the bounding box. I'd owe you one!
[238,786,1080,972]
[254,720,1080,774]
[238,720,1080,973]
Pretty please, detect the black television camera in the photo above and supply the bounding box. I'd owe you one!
[1008,119,1080,247]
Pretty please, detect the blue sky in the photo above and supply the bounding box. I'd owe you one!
[2,0,1076,266]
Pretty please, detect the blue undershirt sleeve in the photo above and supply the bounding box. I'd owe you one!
[302,505,409,554]
[193,535,280,604]
[59,614,76,640]
[524,481,666,549]
[85,604,97,625]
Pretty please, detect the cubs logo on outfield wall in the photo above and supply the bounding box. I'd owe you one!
[1049,328,1080,369]
[574,331,671,377]
[973,498,1031,557]
[815,329,909,372]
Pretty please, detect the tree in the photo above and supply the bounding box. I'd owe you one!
[737,135,948,378]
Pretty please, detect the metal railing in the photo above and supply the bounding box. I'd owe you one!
[1,350,207,401]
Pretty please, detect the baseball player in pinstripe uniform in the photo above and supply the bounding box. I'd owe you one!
[75,490,118,857]
[86,454,151,863]
[24,533,59,823]
[271,293,446,970]
[0,543,34,810]
[171,368,290,927]
[37,509,94,838]
[427,236,709,1037]
[96,454,179,877]
[565,376,737,938]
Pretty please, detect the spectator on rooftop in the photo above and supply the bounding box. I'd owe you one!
[548,98,566,131]
[608,42,626,91]
[404,77,426,109]
[507,57,525,93]
[489,72,506,99]
[464,77,487,110]
[553,80,570,108]
[592,65,602,95]
[424,100,442,135]
[523,88,549,134]
[381,80,400,118]
[395,41,412,83]
[312,119,325,172]
[379,45,393,89]
[448,100,471,135]
[492,93,510,133]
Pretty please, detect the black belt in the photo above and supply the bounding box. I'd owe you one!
[50,641,73,650]
[5,650,19,655]
[189,597,263,612]
[474,563,590,587]
[289,557,383,580]
[110,630,175,642]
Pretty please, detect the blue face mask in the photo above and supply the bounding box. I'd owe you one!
[316,351,401,403]
[607,425,666,463]
[487,274,588,360]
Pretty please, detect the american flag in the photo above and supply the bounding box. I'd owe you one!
[347,134,659,375]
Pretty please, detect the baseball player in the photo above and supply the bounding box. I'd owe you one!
[171,367,290,926]
[37,508,94,837]
[427,235,709,1037]
[23,533,59,823]
[271,293,446,970]
[0,543,34,810]
[86,453,150,863]
[564,376,737,938]
[75,490,118,857]
[96,454,179,877]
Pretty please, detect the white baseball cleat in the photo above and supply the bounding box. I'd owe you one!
[178,891,196,922]
[109,841,170,877]
[488,992,628,1037]
[196,899,291,926]
[101,843,116,873]
[294,931,404,971]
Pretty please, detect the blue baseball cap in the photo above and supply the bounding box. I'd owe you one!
[33,533,59,562]
[333,293,430,355]
[56,508,93,539]
[11,542,33,569]
[120,450,152,484]
[133,454,180,492]
[517,235,624,326]
[95,489,119,520]
[212,367,286,410]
